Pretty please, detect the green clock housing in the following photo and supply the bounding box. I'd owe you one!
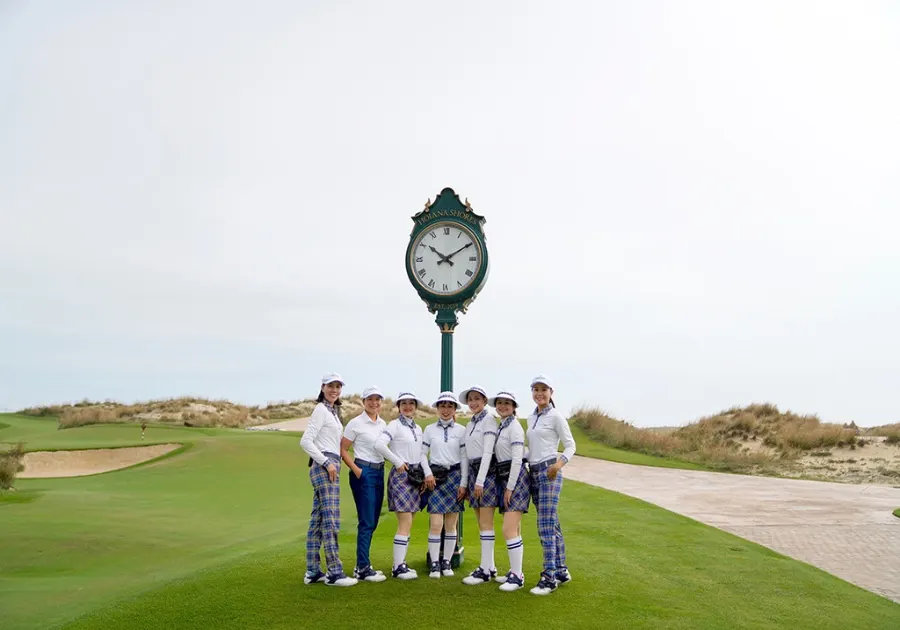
[405,187,489,315]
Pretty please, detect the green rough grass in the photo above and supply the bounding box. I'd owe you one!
[1,413,897,630]
[894,508,900,519]
[0,489,41,505]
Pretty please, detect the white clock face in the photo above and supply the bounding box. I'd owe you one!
[410,222,482,296]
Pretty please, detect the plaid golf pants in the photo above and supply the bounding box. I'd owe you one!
[306,455,343,575]
[530,461,567,575]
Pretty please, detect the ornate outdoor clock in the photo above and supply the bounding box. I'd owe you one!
[405,187,489,392]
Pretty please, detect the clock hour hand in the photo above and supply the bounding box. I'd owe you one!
[443,241,473,262]
[429,245,454,266]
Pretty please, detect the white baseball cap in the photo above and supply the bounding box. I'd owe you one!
[433,391,461,408]
[396,392,425,407]
[530,375,554,389]
[362,386,384,400]
[321,372,345,386]
[488,391,518,408]
[458,386,488,404]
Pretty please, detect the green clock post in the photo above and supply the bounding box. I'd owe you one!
[405,187,489,568]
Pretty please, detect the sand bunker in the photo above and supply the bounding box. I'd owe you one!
[20,444,181,478]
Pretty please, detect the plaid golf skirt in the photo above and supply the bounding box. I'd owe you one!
[467,459,500,509]
[497,464,530,514]
[427,466,466,514]
[388,465,424,513]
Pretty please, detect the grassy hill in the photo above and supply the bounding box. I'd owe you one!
[2,412,898,629]
[19,395,441,430]
[572,404,900,482]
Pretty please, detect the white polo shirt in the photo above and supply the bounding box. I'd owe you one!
[421,419,469,486]
[493,416,526,491]
[300,402,344,466]
[343,412,388,463]
[465,410,498,462]
[525,406,576,465]
[378,416,423,468]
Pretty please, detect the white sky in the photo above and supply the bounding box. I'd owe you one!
[1,1,898,426]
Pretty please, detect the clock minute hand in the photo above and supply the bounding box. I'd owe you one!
[428,245,454,266]
[444,242,473,261]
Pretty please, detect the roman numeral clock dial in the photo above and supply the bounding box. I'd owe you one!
[410,222,482,297]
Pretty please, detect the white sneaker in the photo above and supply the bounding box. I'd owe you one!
[440,560,454,577]
[499,572,525,592]
[428,561,441,579]
[529,574,558,596]
[462,567,493,585]
[494,570,508,584]
[303,569,326,585]
[354,566,387,582]
[325,572,357,587]
[392,563,417,580]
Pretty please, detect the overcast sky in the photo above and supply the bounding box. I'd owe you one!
[2,1,898,426]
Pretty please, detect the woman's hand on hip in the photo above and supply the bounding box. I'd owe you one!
[352,466,363,479]
[425,475,436,490]
[547,462,561,480]
[326,463,337,482]
[395,463,408,473]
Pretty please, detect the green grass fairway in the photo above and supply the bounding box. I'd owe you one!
[1,413,897,629]
[894,508,900,519]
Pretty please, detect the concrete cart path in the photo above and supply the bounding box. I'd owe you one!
[564,455,900,603]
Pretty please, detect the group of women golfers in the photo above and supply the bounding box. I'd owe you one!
[299,372,576,595]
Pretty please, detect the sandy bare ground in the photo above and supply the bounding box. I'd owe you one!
[20,444,181,478]
[247,417,310,432]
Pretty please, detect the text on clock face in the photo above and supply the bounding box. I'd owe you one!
[411,224,480,295]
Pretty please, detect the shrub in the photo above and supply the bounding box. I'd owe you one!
[0,443,26,490]
[886,435,900,445]
[58,406,136,429]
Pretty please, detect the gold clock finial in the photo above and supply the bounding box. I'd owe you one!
[464,197,473,211]
[424,198,432,210]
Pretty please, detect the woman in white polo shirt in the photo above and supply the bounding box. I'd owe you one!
[526,375,576,596]
[376,392,426,580]
[421,391,468,579]
[459,385,501,585]
[489,391,531,592]
[299,372,357,587]
[340,386,390,583]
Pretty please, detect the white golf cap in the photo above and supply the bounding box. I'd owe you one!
[488,391,518,407]
[458,386,488,404]
[362,386,384,400]
[396,392,425,406]
[433,391,461,408]
[321,372,345,386]
[530,375,554,389]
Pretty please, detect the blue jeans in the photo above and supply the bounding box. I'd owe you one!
[348,463,385,569]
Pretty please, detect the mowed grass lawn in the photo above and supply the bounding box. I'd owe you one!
[1,414,898,629]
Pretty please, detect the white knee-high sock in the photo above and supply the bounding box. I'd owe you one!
[480,530,495,570]
[507,536,524,576]
[428,535,442,565]
[442,531,457,563]
[393,534,409,568]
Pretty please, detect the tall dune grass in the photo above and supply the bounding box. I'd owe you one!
[570,403,863,471]
[571,407,776,471]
